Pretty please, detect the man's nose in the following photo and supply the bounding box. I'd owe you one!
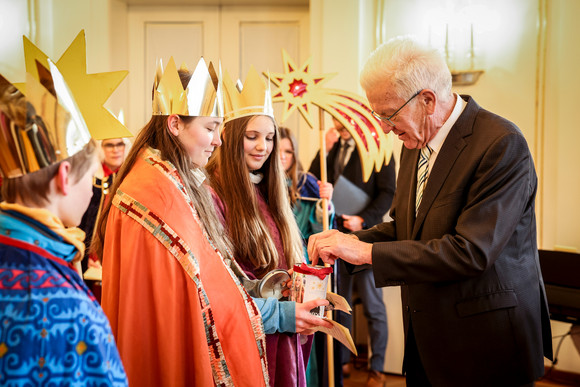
[380,121,393,134]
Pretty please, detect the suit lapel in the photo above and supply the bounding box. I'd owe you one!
[411,96,479,238]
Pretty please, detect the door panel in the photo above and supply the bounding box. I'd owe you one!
[128,7,219,129]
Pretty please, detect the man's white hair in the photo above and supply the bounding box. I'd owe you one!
[360,36,452,103]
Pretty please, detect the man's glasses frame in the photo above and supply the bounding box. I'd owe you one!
[102,142,126,150]
[371,90,422,127]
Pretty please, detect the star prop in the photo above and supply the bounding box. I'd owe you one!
[16,30,131,140]
[268,50,392,182]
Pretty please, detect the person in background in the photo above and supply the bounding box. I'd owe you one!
[308,36,553,387]
[0,70,127,385]
[207,67,332,387]
[279,126,335,387]
[79,137,129,276]
[93,58,279,387]
[279,126,334,260]
[309,117,396,387]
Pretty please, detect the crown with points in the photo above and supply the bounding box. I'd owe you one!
[222,66,274,124]
[0,30,129,178]
[152,57,223,117]
[0,61,91,178]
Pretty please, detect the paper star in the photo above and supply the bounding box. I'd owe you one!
[268,50,393,182]
[20,30,131,140]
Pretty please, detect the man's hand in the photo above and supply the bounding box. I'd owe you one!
[341,214,364,231]
[307,229,373,266]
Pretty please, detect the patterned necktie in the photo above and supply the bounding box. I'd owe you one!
[416,145,433,214]
[334,142,348,181]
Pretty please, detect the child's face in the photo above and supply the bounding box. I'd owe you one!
[177,117,223,167]
[63,156,99,227]
[243,115,275,171]
[279,138,294,173]
[101,138,126,171]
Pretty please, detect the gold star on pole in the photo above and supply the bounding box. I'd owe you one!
[267,49,393,182]
[269,50,335,128]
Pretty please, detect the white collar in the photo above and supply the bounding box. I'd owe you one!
[340,138,355,148]
[427,93,466,154]
[191,168,207,187]
[249,172,264,184]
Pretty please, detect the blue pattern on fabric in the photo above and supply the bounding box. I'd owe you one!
[0,210,77,262]
[0,211,127,386]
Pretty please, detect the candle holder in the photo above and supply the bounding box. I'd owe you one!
[451,70,484,86]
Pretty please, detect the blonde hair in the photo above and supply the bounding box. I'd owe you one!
[207,116,304,277]
[360,36,452,103]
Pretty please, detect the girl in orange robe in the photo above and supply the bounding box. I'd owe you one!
[92,67,269,386]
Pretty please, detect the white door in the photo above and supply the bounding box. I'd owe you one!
[127,5,310,160]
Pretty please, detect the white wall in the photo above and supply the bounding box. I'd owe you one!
[0,0,32,80]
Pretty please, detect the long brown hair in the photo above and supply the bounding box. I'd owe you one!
[92,73,231,260]
[206,116,303,277]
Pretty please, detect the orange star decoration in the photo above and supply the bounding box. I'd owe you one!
[269,49,393,182]
[16,30,131,140]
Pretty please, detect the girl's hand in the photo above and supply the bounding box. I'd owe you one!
[295,299,333,334]
[317,181,333,200]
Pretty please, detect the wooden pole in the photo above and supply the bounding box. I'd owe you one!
[319,108,334,387]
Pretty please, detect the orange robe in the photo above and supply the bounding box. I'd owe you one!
[102,148,269,386]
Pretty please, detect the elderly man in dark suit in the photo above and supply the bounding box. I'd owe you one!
[308,37,553,387]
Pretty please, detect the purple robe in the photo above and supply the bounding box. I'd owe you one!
[213,186,312,387]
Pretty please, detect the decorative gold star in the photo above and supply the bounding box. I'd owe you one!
[269,50,335,128]
[268,50,393,182]
[19,30,131,140]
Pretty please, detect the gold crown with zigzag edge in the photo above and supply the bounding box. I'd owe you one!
[17,31,131,140]
[0,30,129,178]
[152,57,223,117]
[0,61,91,178]
[222,66,274,124]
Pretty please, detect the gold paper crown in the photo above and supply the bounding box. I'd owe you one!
[0,61,91,178]
[222,66,274,124]
[17,31,131,140]
[0,30,130,178]
[152,57,223,117]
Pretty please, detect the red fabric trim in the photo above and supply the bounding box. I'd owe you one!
[293,262,332,279]
[0,234,76,271]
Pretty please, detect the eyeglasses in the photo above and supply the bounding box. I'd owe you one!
[103,142,125,150]
[371,90,422,127]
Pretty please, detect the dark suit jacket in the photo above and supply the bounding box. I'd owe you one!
[309,142,396,228]
[355,96,552,386]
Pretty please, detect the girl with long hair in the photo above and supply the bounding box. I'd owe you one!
[207,113,331,387]
[92,62,270,387]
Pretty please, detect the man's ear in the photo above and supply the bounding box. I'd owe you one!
[421,89,437,115]
[167,114,180,136]
[55,161,72,195]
